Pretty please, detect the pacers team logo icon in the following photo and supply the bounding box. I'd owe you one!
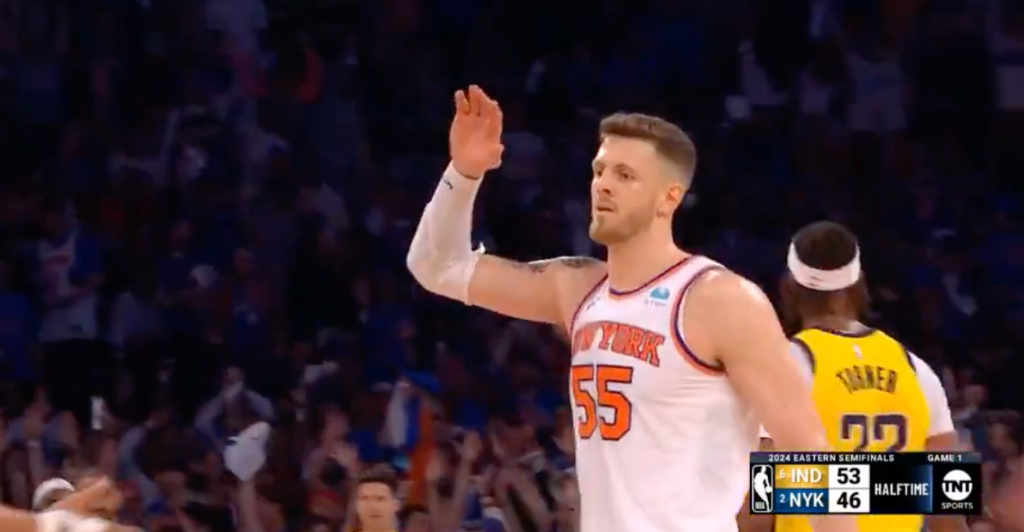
[750,465,774,513]
[941,470,973,502]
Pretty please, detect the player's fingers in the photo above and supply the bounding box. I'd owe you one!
[454,90,469,116]
[474,84,493,108]
[468,85,483,116]
[480,97,501,138]
[492,101,504,136]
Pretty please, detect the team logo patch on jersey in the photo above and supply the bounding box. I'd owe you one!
[648,287,671,305]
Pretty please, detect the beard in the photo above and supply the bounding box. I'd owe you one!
[589,209,653,245]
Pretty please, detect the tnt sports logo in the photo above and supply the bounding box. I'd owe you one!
[750,465,774,513]
[941,470,973,502]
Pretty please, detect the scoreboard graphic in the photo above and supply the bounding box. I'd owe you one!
[749,452,982,515]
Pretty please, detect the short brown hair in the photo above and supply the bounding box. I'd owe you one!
[599,112,697,180]
[357,463,399,493]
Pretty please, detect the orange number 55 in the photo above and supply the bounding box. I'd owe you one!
[570,364,634,441]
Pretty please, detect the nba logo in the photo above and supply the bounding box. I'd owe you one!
[750,465,774,513]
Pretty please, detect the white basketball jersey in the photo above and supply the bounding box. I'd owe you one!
[568,255,759,532]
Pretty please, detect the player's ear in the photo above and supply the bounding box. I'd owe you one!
[657,181,685,217]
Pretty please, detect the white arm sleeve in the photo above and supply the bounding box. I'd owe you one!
[406,163,483,305]
[759,342,815,439]
[908,352,957,438]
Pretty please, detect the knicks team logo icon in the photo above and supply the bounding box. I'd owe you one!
[941,470,973,502]
[750,465,774,513]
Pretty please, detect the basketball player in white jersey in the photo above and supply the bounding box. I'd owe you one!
[407,85,856,532]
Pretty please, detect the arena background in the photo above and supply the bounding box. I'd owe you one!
[0,0,1020,530]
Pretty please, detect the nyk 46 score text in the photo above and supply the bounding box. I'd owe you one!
[749,452,982,515]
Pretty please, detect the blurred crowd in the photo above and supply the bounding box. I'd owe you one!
[0,0,1022,530]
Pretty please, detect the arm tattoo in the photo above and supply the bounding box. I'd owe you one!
[558,256,600,269]
[514,256,601,274]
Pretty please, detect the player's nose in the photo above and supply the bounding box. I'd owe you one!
[592,174,613,195]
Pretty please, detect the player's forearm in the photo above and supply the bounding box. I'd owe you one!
[406,163,482,304]
[757,379,831,454]
[758,398,830,454]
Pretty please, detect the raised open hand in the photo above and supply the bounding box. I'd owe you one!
[449,85,504,179]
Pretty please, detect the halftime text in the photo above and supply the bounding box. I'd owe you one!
[874,483,929,496]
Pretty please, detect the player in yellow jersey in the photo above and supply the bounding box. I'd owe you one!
[743,221,967,532]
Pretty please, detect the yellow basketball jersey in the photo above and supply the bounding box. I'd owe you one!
[775,327,930,532]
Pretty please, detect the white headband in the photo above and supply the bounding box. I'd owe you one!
[787,243,861,291]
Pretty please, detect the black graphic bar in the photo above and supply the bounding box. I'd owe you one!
[750,452,981,465]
